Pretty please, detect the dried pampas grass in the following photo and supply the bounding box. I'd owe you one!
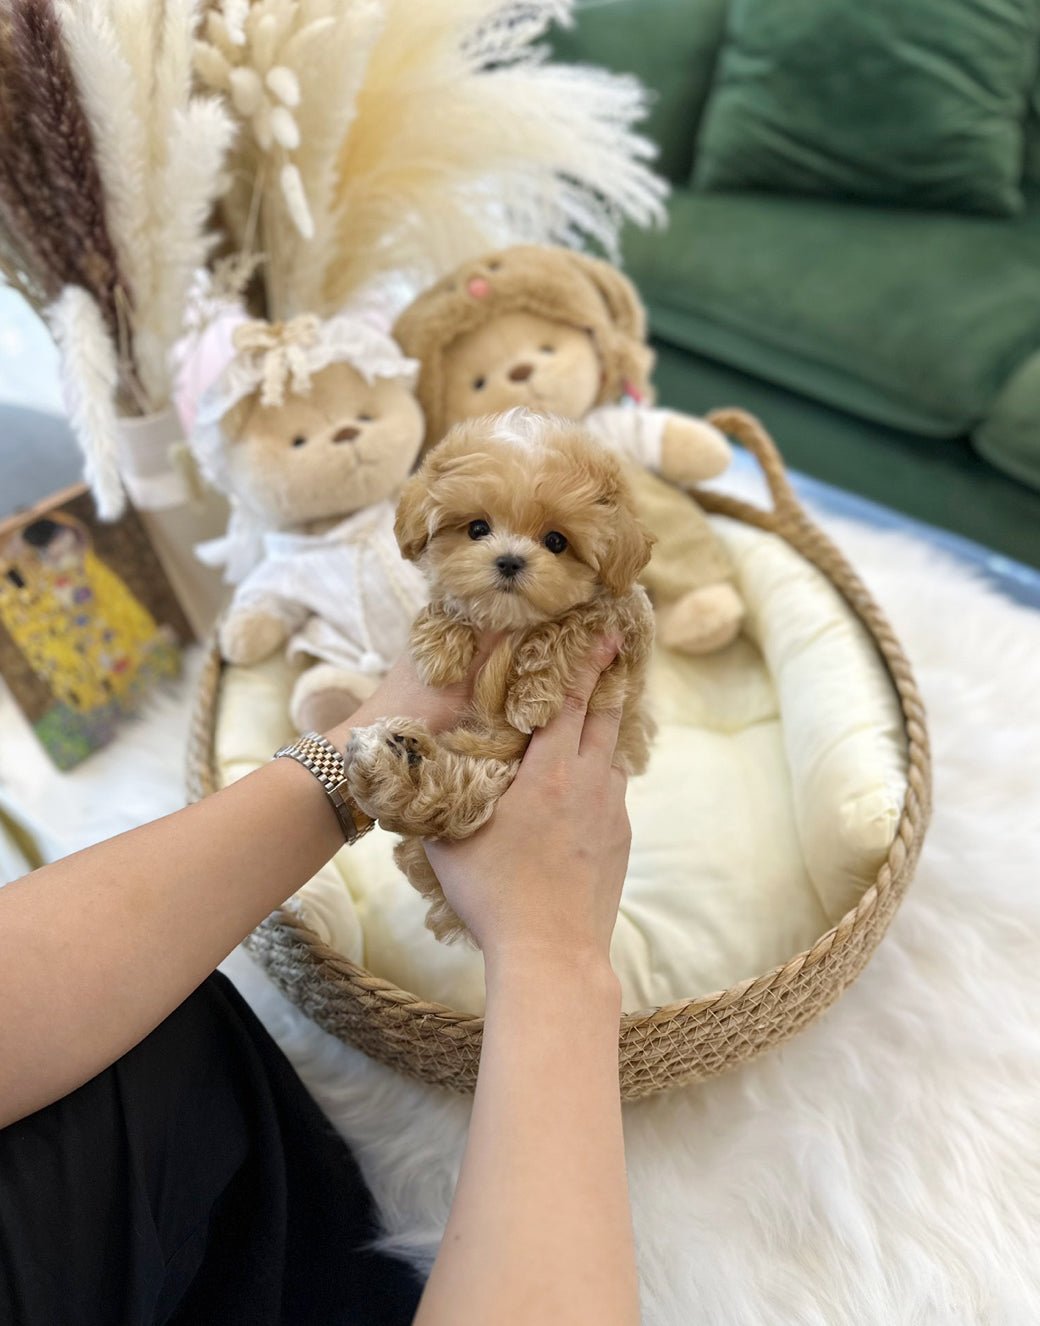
[57,0,234,412]
[320,0,667,314]
[196,0,383,318]
[196,0,665,320]
[49,286,124,520]
[0,0,235,518]
[3,0,665,518]
[0,0,125,332]
[0,0,141,518]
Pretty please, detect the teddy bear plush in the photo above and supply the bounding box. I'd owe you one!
[393,244,744,654]
[191,314,427,733]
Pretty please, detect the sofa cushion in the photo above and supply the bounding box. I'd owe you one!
[623,187,1040,445]
[975,348,1040,489]
[1026,80,1040,185]
[551,0,728,184]
[693,0,1040,216]
[647,340,1040,562]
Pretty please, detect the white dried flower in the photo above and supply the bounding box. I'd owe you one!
[279,162,313,240]
[195,1,308,236]
[265,65,299,107]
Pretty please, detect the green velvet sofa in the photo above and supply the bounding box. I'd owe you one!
[555,0,1040,565]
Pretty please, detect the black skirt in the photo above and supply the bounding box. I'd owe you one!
[0,972,423,1325]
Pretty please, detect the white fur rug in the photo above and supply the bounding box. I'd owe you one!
[224,509,1040,1326]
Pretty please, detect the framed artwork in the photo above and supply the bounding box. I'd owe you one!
[0,484,192,770]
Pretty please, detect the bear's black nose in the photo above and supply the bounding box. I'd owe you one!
[508,363,533,382]
[333,426,360,443]
[495,554,526,580]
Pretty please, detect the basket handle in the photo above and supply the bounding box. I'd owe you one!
[706,407,804,526]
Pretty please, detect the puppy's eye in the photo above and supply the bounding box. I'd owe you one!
[543,531,568,554]
[468,519,491,540]
[357,412,375,422]
[472,376,486,391]
[539,345,555,354]
[291,435,307,448]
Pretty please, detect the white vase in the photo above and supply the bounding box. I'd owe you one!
[115,409,230,640]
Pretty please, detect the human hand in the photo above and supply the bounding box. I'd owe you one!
[423,637,630,975]
[325,632,504,749]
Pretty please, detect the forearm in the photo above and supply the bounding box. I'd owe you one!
[0,708,367,1127]
[417,951,639,1326]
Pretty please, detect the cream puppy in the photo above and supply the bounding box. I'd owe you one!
[345,408,656,942]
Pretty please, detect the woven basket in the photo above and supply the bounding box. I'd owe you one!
[186,409,931,1101]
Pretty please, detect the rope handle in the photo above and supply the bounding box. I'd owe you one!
[706,407,805,528]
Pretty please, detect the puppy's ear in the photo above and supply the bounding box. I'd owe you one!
[592,460,654,595]
[599,505,654,596]
[394,471,434,561]
[396,423,477,559]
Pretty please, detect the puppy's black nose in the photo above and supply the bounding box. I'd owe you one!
[495,554,526,580]
[508,362,533,382]
[333,425,359,443]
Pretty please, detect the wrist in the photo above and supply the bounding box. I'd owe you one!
[323,712,365,754]
[485,943,621,1010]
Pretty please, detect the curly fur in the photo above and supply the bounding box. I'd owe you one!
[345,409,655,942]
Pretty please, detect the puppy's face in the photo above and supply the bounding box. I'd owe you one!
[395,411,653,631]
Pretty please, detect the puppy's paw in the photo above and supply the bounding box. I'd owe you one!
[410,612,477,687]
[345,718,437,818]
[413,649,469,689]
[505,685,557,735]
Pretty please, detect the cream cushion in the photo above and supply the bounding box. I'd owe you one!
[216,517,908,1015]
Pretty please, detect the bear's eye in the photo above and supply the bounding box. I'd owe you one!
[472,376,486,391]
[543,530,568,555]
[357,412,374,422]
[291,435,307,448]
[468,519,491,540]
[539,345,555,354]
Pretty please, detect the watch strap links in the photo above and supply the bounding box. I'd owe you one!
[273,731,374,844]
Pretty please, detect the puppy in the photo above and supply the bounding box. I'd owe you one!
[345,408,655,942]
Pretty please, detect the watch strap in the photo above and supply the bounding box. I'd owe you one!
[273,731,374,844]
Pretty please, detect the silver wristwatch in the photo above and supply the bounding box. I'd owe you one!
[272,731,374,844]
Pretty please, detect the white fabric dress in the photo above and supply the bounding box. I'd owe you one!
[229,502,427,678]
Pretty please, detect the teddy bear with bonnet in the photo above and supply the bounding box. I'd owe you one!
[191,314,427,733]
[393,245,744,654]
